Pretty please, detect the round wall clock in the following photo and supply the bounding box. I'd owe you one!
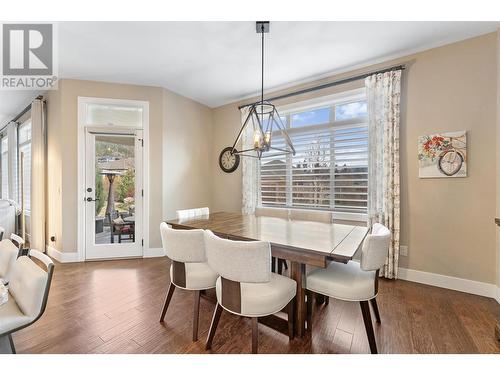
[219,147,240,173]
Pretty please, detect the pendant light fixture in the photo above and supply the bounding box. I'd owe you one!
[230,21,295,159]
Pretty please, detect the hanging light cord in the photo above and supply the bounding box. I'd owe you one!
[261,23,264,104]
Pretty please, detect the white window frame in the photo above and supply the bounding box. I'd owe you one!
[259,88,368,222]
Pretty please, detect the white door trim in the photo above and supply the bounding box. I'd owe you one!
[77,97,150,262]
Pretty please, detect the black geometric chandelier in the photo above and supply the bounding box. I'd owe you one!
[231,21,295,159]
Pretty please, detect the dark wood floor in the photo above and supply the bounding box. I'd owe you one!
[13,257,500,354]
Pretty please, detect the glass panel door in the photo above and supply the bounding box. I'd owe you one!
[85,130,143,260]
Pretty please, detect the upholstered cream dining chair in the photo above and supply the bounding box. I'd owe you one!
[305,223,390,354]
[159,222,218,341]
[9,234,25,250]
[289,208,333,223]
[0,239,20,284]
[176,207,210,221]
[255,207,289,274]
[204,230,296,354]
[255,207,290,220]
[0,249,54,354]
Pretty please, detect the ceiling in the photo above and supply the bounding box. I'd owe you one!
[1,21,499,126]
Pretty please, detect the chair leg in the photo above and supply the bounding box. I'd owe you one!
[277,259,283,275]
[287,298,295,340]
[283,260,288,270]
[159,283,176,322]
[271,257,276,273]
[251,317,258,354]
[360,301,378,354]
[193,290,201,341]
[370,298,381,323]
[205,303,223,350]
[8,334,16,354]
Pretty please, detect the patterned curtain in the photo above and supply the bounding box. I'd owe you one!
[30,99,46,252]
[365,70,402,279]
[241,107,260,214]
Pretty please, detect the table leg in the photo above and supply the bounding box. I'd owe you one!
[291,261,306,337]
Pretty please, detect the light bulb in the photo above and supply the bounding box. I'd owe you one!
[264,132,271,145]
[253,131,262,149]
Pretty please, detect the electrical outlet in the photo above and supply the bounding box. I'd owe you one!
[400,245,408,256]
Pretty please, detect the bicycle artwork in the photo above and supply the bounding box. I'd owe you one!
[418,131,467,178]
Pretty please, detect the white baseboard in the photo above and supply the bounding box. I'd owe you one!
[143,247,165,258]
[46,245,80,263]
[46,245,165,261]
[398,267,499,302]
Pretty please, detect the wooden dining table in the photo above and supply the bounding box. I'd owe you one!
[166,211,368,338]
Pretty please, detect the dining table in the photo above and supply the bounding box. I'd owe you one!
[166,211,369,338]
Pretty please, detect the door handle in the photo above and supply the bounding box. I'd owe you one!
[86,197,99,202]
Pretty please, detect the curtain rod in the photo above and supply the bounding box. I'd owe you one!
[238,64,406,110]
[0,95,44,133]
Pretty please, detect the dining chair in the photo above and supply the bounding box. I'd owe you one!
[291,209,334,302]
[204,230,296,354]
[255,207,289,274]
[0,239,19,284]
[176,207,210,221]
[289,208,333,223]
[255,207,289,220]
[10,234,25,250]
[305,223,390,354]
[108,214,134,243]
[0,249,54,354]
[159,222,218,341]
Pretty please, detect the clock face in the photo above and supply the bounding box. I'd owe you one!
[219,147,240,173]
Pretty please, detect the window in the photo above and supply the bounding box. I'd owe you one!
[1,135,8,199]
[260,90,368,213]
[18,121,32,212]
[291,107,330,127]
[335,100,367,121]
[86,103,143,127]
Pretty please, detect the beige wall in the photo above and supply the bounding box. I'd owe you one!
[46,79,212,252]
[212,33,498,284]
[162,89,214,221]
[46,88,63,251]
[496,29,500,291]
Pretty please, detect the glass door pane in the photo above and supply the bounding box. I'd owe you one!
[94,134,136,245]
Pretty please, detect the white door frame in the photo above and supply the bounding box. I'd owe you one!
[77,97,150,262]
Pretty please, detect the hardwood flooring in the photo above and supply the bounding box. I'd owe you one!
[12,257,500,354]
